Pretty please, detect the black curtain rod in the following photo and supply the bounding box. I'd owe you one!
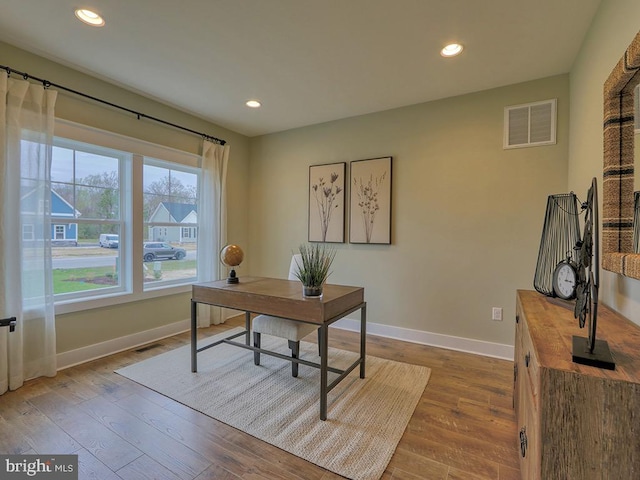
[1,64,226,146]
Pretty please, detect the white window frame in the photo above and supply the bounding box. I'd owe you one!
[51,136,131,303]
[23,224,35,241]
[54,224,66,240]
[53,120,202,315]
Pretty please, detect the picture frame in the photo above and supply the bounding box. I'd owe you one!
[308,162,346,243]
[349,156,392,244]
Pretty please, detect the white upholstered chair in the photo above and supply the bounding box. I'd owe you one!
[253,254,319,377]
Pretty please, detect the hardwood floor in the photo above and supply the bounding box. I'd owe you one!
[0,317,520,479]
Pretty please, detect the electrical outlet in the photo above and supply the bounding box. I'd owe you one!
[492,307,503,321]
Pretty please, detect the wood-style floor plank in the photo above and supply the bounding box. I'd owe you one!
[0,317,520,479]
[3,399,81,454]
[75,447,124,480]
[160,396,324,480]
[79,395,211,479]
[28,390,144,471]
[115,393,308,480]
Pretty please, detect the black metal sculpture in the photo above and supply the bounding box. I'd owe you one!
[572,178,615,370]
[534,193,581,297]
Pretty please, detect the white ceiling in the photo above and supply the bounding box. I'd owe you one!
[0,0,601,138]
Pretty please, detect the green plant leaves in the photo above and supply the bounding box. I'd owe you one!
[293,243,336,287]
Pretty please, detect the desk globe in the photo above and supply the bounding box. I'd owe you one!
[220,244,244,283]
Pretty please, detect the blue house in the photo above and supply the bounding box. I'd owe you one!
[21,188,79,246]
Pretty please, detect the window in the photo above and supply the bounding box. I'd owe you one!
[182,227,197,240]
[51,120,202,311]
[143,159,199,289]
[23,224,34,241]
[51,138,128,300]
[54,225,65,240]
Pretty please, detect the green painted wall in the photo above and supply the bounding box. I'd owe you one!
[248,75,570,346]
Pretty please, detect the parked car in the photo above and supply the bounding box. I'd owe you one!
[99,234,119,248]
[143,242,187,262]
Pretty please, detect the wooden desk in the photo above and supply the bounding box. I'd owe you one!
[191,277,366,420]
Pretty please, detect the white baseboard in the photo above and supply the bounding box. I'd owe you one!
[56,319,190,371]
[57,315,514,371]
[331,318,514,361]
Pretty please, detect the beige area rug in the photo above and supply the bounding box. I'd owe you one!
[116,328,430,480]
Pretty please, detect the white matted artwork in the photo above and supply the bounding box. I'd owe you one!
[350,156,392,244]
[308,162,346,243]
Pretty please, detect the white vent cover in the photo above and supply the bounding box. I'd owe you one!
[504,99,556,149]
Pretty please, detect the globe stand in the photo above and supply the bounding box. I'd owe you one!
[220,244,244,285]
[227,268,239,284]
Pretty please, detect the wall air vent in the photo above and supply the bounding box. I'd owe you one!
[504,99,556,149]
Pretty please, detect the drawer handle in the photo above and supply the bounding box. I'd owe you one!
[516,314,520,324]
[525,352,531,368]
[519,427,528,458]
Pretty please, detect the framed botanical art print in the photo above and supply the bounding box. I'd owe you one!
[308,162,346,243]
[349,156,392,244]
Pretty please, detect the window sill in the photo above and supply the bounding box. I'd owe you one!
[54,284,192,315]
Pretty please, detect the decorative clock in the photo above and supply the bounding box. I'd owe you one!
[552,255,578,300]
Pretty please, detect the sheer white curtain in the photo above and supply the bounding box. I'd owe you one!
[0,71,57,394]
[197,139,229,327]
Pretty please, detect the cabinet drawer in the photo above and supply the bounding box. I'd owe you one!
[518,366,541,480]
[520,315,539,411]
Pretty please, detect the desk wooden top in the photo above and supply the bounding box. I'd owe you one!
[192,277,364,324]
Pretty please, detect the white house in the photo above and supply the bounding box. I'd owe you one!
[147,201,197,243]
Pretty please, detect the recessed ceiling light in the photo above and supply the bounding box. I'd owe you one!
[246,100,261,108]
[441,43,463,57]
[75,9,105,27]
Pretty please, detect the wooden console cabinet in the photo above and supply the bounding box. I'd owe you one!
[514,290,640,479]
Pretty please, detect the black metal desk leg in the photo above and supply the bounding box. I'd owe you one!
[320,324,329,421]
[360,303,366,378]
[191,300,198,372]
[245,311,251,345]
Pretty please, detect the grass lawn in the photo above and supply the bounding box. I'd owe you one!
[53,267,117,293]
[53,260,196,294]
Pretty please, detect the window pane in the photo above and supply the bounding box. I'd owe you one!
[143,162,197,223]
[52,138,125,300]
[52,146,74,183]
[75,150,119,182]
[51,142,122,220]
[75,185,120,219]
[143,242,196,286]
[53,225,121,295]
[51,182,75,212]
[143,159,199,289]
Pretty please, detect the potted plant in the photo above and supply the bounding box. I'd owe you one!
[294,243,336,297]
